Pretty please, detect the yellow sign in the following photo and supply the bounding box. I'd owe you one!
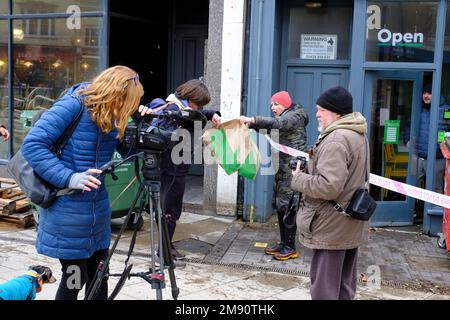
[254,243,268,248]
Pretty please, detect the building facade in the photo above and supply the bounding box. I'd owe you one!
[1,0,449,236]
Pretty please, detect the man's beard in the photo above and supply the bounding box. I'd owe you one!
[318,126,323,133]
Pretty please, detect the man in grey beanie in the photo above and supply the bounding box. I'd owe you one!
[291,86,370,300]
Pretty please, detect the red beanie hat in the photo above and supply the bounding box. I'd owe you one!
[271,91,292,108]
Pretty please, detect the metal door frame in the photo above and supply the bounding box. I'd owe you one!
[364,70,423,226]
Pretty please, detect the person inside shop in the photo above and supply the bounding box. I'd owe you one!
[408,83,450,194]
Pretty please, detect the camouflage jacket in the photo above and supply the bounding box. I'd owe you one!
[250,104,309,174]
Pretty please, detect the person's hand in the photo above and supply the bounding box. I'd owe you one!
[239,116,254,126]
[68,169,102,192]
[0,126,10,141]
[291,160,302,177]
[138,104,155,117]
[212,113,221,128]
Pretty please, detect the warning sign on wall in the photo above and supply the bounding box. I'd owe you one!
[300,34,337,60]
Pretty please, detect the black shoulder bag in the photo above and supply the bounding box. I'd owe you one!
[6,94,84,209]
[329,137,377,221]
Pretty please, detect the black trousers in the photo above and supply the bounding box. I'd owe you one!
[160,173,186,243]
[310,248,358,300]
[55,249,109,300]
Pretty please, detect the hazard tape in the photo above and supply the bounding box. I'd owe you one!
[263,135,450,209]
[263,134,310,161]
[369,174,450,209]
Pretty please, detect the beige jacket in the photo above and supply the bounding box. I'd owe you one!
[291,112,370,250]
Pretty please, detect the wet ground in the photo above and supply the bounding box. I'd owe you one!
[1,211,449,300]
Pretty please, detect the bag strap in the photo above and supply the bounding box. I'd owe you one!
[51,94,84,158]
[329,135,369,215]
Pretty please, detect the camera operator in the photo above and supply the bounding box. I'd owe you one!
[144,79,221,263]
[290,86,369,300]
[21,66,152,300]
[239,91,308,260]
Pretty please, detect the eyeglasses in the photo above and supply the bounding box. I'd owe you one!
[126,74,139,86]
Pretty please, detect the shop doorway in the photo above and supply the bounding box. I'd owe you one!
[364,70,424,227]
[109,0,208,101]
[108,0,209,209]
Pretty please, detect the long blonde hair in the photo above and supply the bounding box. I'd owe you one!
[77,65,144,139]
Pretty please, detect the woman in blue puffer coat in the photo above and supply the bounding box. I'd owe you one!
[21,65,149,300]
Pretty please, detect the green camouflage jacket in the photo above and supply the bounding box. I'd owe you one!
[250,104,309,174]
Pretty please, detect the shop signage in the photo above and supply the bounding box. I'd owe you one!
[367,4,424,47]
[300,34,337,60]
[384,120,400,144]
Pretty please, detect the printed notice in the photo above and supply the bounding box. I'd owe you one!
[300,34,337,60]
[384,120,400,144]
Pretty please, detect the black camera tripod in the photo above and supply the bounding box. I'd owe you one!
[85,151,180,300]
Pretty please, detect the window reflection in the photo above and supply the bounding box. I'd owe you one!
[13,0,102,14]
[12,17,103,153]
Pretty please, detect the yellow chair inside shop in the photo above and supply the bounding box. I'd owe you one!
[383,143,409,196]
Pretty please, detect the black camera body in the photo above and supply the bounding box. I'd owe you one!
[123,123,173,152]
[289,156,307,171]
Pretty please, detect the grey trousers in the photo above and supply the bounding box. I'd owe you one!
[417,158,445,193]
[310,248,358,300]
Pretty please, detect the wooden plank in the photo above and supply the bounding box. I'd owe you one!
[2,190,24,200]
[0,199,16,215]
[0,185,19,198]
[0,210,34,229]
[14,200,31,213]
[0,178,17,185]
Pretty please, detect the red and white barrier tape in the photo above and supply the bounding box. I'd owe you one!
[264,135,310,161]
[369,174,450,209]
[264,135,450,209]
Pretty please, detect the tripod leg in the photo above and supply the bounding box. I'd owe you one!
[147,187,164,300]
[152,192,180,300]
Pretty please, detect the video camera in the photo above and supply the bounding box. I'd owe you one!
[289,156,307,171]
[122,109,207,152]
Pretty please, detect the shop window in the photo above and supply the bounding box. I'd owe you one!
[85,28,99,47]
[0,2,8,14]
[23,17,55,37]
[287,1,353,60]
[366,1,438,63]
[13,0,104,14]
[11,17,103,153]
[440,2,450,103]
[0,20,8,159]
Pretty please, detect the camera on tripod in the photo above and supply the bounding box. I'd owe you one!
[86,109,208,301]
[289,156,307,171]
[122,109,208,152]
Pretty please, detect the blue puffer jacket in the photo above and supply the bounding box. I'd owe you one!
[416,100,450,159]
[21,83,120,260]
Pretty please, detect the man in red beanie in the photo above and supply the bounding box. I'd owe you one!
[240,90,309,260]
